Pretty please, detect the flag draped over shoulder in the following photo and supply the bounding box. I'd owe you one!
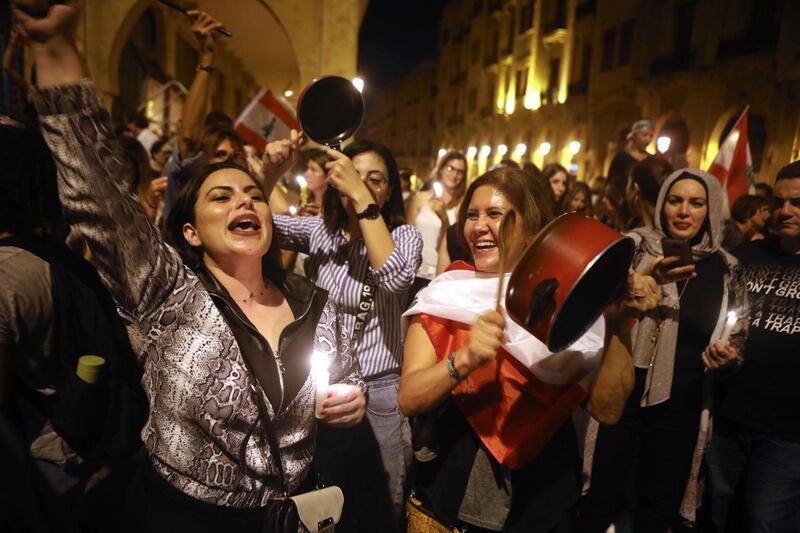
[403,262,604,469]
[234,89,300,151]
[707,109,755,217]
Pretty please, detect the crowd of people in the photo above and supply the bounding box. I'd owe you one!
[2,2,800,533]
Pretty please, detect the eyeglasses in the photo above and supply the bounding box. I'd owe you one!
[363,175,388,191]
[444,164,466,177]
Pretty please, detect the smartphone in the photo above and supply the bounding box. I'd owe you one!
[661,238,693,267]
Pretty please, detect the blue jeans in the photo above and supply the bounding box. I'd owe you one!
[365,375,412,519]
[707,418,800,533]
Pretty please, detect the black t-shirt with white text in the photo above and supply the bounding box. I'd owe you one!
[719,237,800,441]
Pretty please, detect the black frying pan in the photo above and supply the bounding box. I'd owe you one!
[297,76,364,150]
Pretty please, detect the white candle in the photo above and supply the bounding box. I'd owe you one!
[312,351,330,419]
[719,311,737,344]
[433,181,444,199]
[296,175,309,206]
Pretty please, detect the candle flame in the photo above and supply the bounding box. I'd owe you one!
[726,311,737,325]
[311,350,329,372]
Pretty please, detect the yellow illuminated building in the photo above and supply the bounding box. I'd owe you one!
[364,0,800,185]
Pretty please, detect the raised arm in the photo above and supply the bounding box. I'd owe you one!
[16,0,186,319]
[436,230,452,275]
[179,11,223,159]
[405,192,424,225]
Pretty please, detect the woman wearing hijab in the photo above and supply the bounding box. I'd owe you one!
[579,169,749,532]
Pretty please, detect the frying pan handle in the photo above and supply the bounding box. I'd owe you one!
[526,278,559,329]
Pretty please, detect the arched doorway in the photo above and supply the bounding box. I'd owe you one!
[655,110,690,169]
[116,7,171,130]
[107,0,302,134]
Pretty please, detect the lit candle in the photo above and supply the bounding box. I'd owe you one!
[433,181,444,199]
[312,350,330,419]
[719,311,737,344]
[288,205,298,216]
[296,175,308,206]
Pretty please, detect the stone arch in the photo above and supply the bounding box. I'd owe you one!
[106,0,155,104]
[704,105,741,168]
[115,4,167,120]
[591,95,641,176]
[98,0,302,110]
[654,110,690,168]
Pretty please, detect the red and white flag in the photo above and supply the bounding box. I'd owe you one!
[403,262,604,468]
[234,89,300,152]
[707,108,755,217]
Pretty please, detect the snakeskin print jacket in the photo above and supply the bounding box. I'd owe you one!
[31,80,363,507]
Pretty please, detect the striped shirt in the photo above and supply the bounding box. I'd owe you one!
[274,215,423,379]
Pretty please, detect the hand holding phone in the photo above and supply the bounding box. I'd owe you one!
[652,238,696,285]
[661,238,693,267]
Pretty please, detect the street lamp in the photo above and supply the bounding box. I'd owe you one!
[497,144,508,156]
[352,77,365,93]
[467,146,478,158]
[657,136,671,154]
[568,140,581,155]
[539,142,552,156]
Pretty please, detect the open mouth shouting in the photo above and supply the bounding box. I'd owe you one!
[227,213,263,236]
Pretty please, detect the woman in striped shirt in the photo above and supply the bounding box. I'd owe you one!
[264,137,423,531]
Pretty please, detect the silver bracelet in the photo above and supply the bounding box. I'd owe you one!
[446,351,462,381]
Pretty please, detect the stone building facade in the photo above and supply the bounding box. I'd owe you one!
[2,0,366,136]
[363,0,800,185]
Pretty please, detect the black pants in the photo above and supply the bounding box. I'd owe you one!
[122,456,271,533]
[578,419,698,533]
[315,418,398,533]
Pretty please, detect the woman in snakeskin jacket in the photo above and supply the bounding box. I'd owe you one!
[12,1,366,530]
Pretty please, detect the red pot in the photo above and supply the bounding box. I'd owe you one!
[505,213,635,352]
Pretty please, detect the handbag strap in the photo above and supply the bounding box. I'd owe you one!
[351,277,376,348]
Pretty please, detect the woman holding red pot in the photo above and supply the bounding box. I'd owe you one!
[579,169,749,532]
[399,167,660,532]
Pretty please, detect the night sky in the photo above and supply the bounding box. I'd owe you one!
[357,0,448,90]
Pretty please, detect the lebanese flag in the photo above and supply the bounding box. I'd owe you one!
[234,89,300,152]
[707,108,755,218]
[403,261,604,469]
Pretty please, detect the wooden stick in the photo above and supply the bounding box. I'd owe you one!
[156,0,233,37]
